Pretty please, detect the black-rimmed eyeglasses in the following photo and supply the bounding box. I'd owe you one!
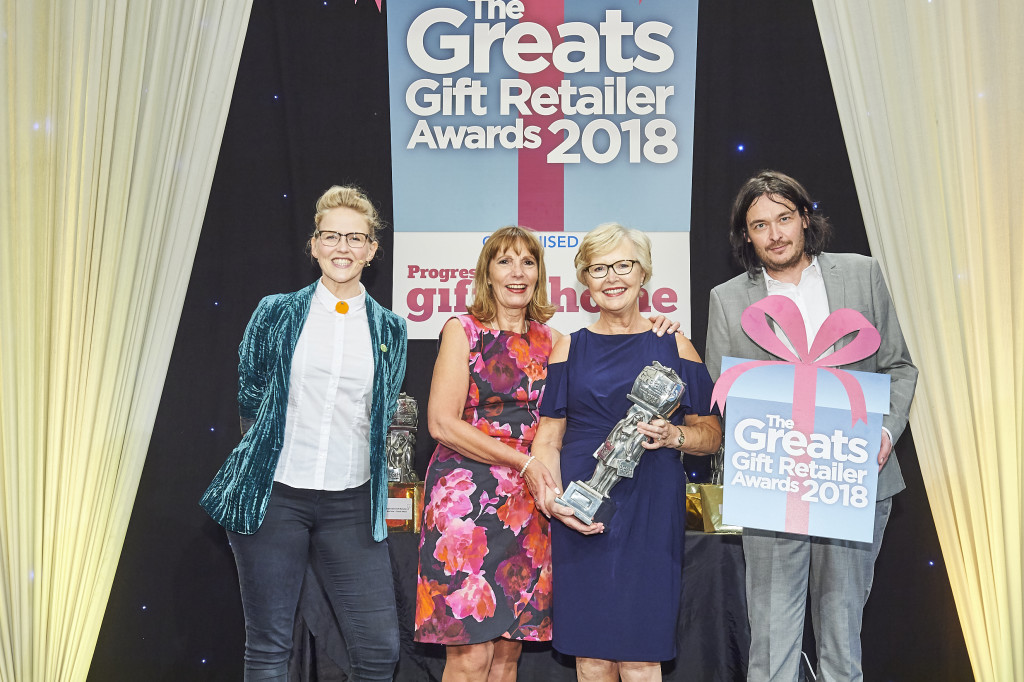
[584,259,639,278]
[315,231,371,248]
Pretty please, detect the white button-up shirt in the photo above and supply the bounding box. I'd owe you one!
[274,280,373,490]
[764,257,892,444]
[764,256,831,359]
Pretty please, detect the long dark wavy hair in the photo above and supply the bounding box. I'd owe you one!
[729,170,832,276]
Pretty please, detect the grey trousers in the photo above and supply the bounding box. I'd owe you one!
[743,497,893,682]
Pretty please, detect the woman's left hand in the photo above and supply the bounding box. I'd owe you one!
[648,315,680,336]
[551,499,605,535]
[637,418,681,450]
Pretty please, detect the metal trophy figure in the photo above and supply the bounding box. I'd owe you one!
[709,440,725,485]
[386,392,423,532]
[557,361,685,525]
[387,392,419,483]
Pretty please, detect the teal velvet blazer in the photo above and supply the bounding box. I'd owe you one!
[200,281,408,541]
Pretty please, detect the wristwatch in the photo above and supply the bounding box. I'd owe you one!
[675,425,686,450]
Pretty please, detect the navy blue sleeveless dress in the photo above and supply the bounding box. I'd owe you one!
[540,329,714,662]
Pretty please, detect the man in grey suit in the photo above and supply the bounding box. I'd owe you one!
[705,170,917,681]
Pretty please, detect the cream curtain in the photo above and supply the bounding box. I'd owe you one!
[813,1,1023,680]
[0,1,251,680]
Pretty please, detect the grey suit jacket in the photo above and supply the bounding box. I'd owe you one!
[705,252,917,500]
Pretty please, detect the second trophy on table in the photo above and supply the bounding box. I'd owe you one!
[386,392,423,533]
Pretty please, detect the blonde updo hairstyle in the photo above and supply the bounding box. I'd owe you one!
[306,185,384,263]
[312,185,383,238]
[467,225,556,324]
[574,222,653,286]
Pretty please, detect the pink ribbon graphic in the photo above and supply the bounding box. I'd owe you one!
[711,296,881,534]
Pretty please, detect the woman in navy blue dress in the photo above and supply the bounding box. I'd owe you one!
[532,223,722,682]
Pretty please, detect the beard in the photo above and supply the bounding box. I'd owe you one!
[755,235,807,275]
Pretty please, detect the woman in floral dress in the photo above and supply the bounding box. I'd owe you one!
[414,226,563,681]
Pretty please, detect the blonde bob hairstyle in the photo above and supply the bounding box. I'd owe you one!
[574,222,653,286]
[467,226,556,324]
[312,185,383,239]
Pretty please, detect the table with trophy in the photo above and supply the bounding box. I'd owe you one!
[291,382,749,680]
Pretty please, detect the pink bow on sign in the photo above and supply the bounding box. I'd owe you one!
[711,295,882,534]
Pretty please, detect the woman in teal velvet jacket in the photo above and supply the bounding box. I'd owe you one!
[201,185,407,682]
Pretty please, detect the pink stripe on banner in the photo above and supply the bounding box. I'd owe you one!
[518,1,564,231]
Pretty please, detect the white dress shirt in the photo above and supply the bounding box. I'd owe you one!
[763,256,831,359]
[274,280,373,490]
[764,256,892,444]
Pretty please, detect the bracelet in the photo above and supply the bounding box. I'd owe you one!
[519,455,535,476]
[675,424,686,450]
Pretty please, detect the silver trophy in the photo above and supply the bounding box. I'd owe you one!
[709,441,725,485]
[556,361,685,525]
[386,392,419,483]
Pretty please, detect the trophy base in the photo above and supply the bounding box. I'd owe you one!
[386,481,424,533]
[556,481,608,526]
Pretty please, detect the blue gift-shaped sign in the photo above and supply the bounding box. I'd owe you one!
[711,296,890,542]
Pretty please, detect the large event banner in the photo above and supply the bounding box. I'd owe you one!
[387,0,699,338]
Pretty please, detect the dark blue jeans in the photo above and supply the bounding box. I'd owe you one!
[228,481,399,682]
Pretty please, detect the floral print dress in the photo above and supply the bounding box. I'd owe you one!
[414,315,553,644]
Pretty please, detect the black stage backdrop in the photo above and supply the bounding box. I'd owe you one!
[89,1,973,680]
